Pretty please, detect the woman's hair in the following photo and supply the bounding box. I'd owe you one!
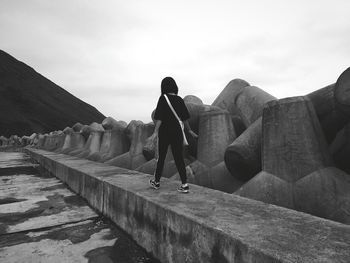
[161,77,178,95]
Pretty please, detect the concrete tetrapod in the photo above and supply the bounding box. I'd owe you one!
[226,82,350,182]
[105,121,154,170]
[183,94,203,105]
[43,131,61,151]
[185,102,211,158]
[42,134,51,150]
[46,131,65,151]
[59,130,86,154]
[27,133,37,146]
[77,123,105,159]
[136,135,161,176]
[224,118,262,181]
[55,127,73,153]
[219,84,276,181]
[233,85,277,127]
[212,78,250,117]
[335,67,350,116]
[0,136,8,146]
[197,107,236,167]
[307,83,349,143]
[32,134,39,146]
[330,123,350,174]
[69,123,103,157]
[72,122,84,132]
[88,117,129,162]
[236,96,350,224]
[36,134,47,149]
[142,133,158,161]
[20,135,30,146]
[171,107,241,193]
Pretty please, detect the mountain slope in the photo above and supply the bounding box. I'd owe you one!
[0,50,105,137]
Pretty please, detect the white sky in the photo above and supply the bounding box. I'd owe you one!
[1,0,349,123]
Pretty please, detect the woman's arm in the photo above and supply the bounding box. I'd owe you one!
[153,120,162,135]
[183,120,198,138]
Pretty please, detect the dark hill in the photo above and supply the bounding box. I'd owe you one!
[0,50,105,137]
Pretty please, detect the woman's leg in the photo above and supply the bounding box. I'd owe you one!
[155,135,169,182]
[170,139,187,184]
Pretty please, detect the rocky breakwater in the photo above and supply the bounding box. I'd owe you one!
[11,67,350,225]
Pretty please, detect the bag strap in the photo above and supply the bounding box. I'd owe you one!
[164,94,182,122]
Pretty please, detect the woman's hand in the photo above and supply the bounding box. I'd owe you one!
[189,130,198,139]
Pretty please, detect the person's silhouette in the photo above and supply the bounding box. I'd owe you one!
[149,77,198,193]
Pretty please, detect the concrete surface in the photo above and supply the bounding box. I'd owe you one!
[27,148,350,263]
[0,151,157,263]
[236,97,350,224]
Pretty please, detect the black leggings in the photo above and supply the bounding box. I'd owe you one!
[155,131,187,184]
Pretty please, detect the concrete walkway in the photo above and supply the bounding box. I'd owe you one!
[0,152,158,263]
[27,148,350,263]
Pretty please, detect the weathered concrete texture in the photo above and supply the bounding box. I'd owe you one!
[330,123,350,174]
[231,115,246,137]
[263,97,332,179]
[0,152,32,168]
[183,95,203,105]
[36,134,47,148]
[54,127,73,152]
[68,124,97,156]
[0,173,97,235]
[0,218,158,263]
[60,131,86,154]
[183,103,210,157]
[105,121,154,170]
[225,82,350,182]
[197,107,236,167]
[27,148,350,263]
[212,78,250,116]
[0,136,8,146]
[236,97,350,224]
[101,116,127,130]
[234,85,277,127]
[44,132,66,152]
[76,125,105,159]
[221,84,276,181]
[0,153,98,236]
[135,158,158,175]
[88,119,129,162]
[143,132,158,161]
[0,152,38,176]
[307,83,349,143]
[0,152,157,263]
[171,161,243,193]
[185,102,210,134]
[225,118,262,181]
[72,122,84,132]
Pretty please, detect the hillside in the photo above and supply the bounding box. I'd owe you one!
[0,50,105,137]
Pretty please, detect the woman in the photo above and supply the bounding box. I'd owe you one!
[149,77,198,193]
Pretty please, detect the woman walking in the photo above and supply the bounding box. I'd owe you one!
[149,77,198,193]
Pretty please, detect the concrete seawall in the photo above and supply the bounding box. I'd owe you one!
[26,148,350,263]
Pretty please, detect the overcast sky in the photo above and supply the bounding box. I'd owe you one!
[1,0,349,123]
